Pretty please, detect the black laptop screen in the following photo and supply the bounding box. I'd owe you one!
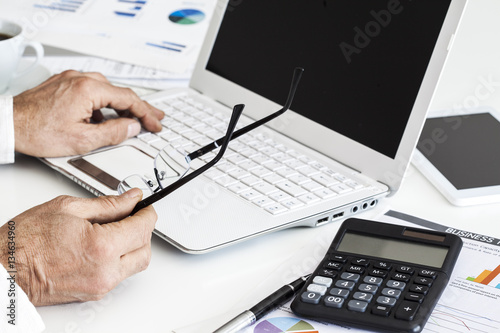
[206,0,451,159]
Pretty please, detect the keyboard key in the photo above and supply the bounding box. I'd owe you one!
[314,188,337,199]
[276,167,298,178]
[251,166,273,178]
[150,139,169,151]
[277,181,307,197]
[298,166,321,177]
[312,173,339,187]
[331,183,353,194]
[252,197,275,207]
[269,191,292,202]
[138,133,161,143]
[263,173,286,185]
[313,276,333,287]
[263,203,288,215]
[241,175,263,186]
[215,175,238,187]
[253,182,279,195]
[301,291,321,304]
[228,183,250,194]
[324,296,344,308]
[288,174,310,185]
[307,284,327,295]
[239,189,262,201]
[302,181,323,192]
[297,193,320,205]
[281,198,304,209]
[347,300,368,312]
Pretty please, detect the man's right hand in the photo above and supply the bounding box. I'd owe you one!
[0,188,157,306]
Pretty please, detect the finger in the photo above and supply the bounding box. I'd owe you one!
[89,81,163,132]
[104,205,157,255]
[75,117,142,152]
[118,243,152,279]
[63,188,144,222]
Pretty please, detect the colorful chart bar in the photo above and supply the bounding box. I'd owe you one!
[467,264,500,286]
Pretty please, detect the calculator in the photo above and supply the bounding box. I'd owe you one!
[290,218,462,333]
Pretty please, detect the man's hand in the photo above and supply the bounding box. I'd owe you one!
[0,188,157,306]
[13,70,164,157]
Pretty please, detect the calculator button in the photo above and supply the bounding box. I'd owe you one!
[363,276,383,286]
[351,258,369,266]
[376,296,397,307]
[381,288,401,299]
[307,284,327,295]
[414,277,433,287]
[391,272,411,282]
[330,288,350,298]
[353,292,373,303]
[318,269,337,278]
[335,280,355,291]
[373,261,392,270]
[301,291,321,304]
[368,268,388,278]
[346,265,365,274]
[386,280,406,290]
[409,284,429,295]
[418,269,438,279]
[324,295,345,308]
[340,272,360,282]
[324,261,343,270]
[347,300,368,312]
[358,283,378,294]
[312,276,333,287]
[372,305,391,317]
[395,301,420,321]
[396,265,414,274]
[405,293,424,303]
[330,254,347,263]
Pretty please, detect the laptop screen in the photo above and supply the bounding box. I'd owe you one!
[206,0,451,159]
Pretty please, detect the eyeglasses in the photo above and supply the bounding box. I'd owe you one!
[121,67,304,215]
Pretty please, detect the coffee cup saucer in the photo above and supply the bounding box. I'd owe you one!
[4,58,52,96]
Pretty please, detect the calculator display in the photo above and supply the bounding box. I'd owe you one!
[337,232,449,268]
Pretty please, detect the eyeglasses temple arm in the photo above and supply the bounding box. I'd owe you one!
[186,67,304,161]
[130,104,245,215]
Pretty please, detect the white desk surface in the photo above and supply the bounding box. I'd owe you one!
[2,1,500,332]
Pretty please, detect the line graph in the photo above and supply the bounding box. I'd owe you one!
[424,304,500,333]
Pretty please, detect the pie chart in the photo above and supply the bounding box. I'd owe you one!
[168,9,205,25]
[254,317,318,333]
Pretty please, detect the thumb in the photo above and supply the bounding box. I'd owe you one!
[80,188,144,224]
[84,118,142,151]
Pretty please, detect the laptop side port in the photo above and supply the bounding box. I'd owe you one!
[315,216,330,226]
[332,211,344,220]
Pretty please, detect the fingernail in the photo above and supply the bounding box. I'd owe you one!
[122,188,143,199]
[127,121,141,138]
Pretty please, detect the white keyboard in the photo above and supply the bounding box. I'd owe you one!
[138,93,366,215]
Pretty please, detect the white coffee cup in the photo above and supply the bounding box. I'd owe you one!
[0,19,44,93]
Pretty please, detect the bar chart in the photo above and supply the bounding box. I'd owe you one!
[114,0,147,18]
[467,264,500,288]
[33,0,89,13]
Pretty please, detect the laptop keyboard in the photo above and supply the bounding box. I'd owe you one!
[138,93,366,215]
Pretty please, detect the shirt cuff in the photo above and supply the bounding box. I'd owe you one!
[0,262,45,332]
[0,95,15,164]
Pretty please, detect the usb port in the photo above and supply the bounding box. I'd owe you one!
[316,217,329,226]
[332,212,344,219]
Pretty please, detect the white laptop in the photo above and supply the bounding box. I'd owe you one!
[43,0,466,253]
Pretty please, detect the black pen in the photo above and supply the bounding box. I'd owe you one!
[213,274,311,333]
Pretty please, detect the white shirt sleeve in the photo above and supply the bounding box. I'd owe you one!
[0,95,15,164]
[0,263,45,332]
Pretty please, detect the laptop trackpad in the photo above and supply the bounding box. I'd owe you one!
[69,145,153,191]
